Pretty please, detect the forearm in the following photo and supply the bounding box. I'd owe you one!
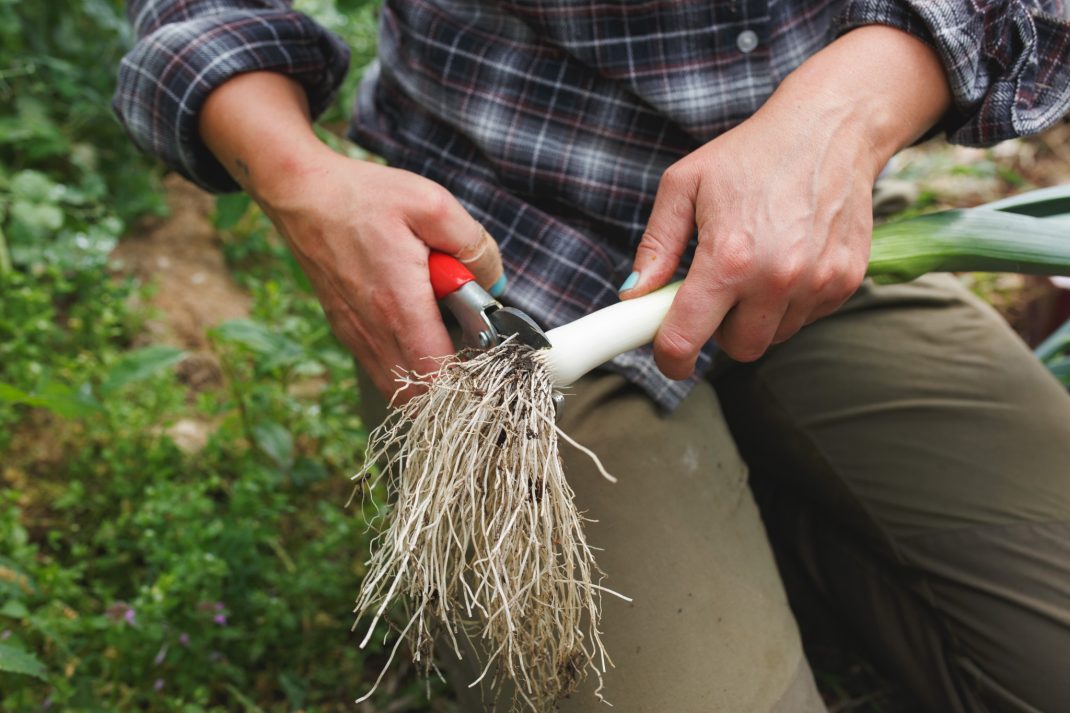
[114,2,350,192]
[198,72,336,206]
[761,25,951,178]
[838,1,1070,146]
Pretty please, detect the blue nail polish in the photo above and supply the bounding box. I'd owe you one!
[618,271,640,293]
[489,274,508,298]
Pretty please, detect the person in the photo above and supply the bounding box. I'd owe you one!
[115,1,1070,711]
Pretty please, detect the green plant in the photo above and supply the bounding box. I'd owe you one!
[870,183,1070,388]
[0,276,397,710]
[1036,317,1070,387]
[0,0,167,276]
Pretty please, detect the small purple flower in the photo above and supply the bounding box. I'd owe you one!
[41,697,53,710]
[214,602,224,612]
[106,602,137,626]
[178,632,190,647]
[154,678,164,692]
[213,613,227,626]
[154,645,167,666]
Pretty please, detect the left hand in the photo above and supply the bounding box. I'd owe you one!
[620,26,951,380]
[628,98,877,378]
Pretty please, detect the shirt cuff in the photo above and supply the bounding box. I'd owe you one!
[837,1,1070,147]
[113,7,350,192]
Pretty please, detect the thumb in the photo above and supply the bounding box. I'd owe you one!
[621,164,697,299]
[409,185,505,295]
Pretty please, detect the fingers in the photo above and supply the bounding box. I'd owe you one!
[267,161,489,404]
[620,163,698,298]
[652,246,736,379]
[770,301,812,345]
[325,279,454,404]
[715,299,791,362]
[453,226,505,295]
[406,181,505,294]
[288,228,454,403]
[650,220,870,375]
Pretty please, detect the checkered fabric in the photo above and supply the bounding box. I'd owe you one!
[115,0,1070,409]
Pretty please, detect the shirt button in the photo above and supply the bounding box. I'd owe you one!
[736,29,759,53]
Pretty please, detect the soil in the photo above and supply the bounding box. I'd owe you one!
[110,174,251,350]
[110,174,251,392]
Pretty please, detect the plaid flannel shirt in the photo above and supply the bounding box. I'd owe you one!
[115,0,1070,409]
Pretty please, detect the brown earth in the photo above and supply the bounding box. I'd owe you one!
[107,174,253,448]
[110,174,251,394]
[110,174,251,350]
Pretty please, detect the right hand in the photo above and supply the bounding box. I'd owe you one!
[257,149,503,402]
[198,72,502,402]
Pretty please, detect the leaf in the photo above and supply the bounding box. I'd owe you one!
[212,320,303,366]
[100,346,185,396]
[214,193,252,230]
[1035,316,1070,363]
[10,170,58,202]
[290,456,327,487]
[870,210,1070,285]
[279,671,307,709]
[1047,357,1070,387]
[252,421,294,469]
[212,320,282,353]
[30,381,101,419]
[0,643,47,680]
[980,184,1070,218]
[0,220,10,275]
[0,382,31,403]
[9,200,64,238]
[0,599,29,619]
[225,684,268,713]
[286,252,314,294]
[0,381,100,419]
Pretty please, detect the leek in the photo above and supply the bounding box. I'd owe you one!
[545,184,1070,386]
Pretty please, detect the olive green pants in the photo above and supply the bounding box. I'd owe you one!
[359,273,1070,713]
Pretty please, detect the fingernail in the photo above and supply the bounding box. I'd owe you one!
[618,271,640,293]
[489,274,508,298]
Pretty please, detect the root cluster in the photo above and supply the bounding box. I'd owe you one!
[351,342,618,712]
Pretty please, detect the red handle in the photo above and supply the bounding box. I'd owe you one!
[428,251,476,300]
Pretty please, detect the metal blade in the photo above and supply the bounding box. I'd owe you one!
[488,307,551,350]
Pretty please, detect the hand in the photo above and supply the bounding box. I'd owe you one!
[620,26,951,379]
[198,72,503,401]
[630,101,875,378]
[258,152,503,401]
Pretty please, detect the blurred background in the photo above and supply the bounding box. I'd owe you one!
[1,2,1067,711]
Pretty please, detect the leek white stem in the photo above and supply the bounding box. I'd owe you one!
[541,282,681,386]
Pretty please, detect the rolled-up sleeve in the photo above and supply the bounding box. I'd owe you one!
[838,1,1070,146]
[114,0,351,192]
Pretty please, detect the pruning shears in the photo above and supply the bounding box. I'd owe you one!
[428,251,551,352]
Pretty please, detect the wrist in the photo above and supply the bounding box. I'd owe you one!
[771,25,951,177]
[199,71,338,206]
[241,135,339,210]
